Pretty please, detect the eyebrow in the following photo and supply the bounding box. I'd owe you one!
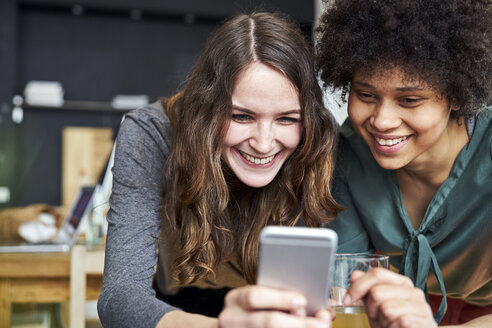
[352,81,426,92]
[231,106,301,115]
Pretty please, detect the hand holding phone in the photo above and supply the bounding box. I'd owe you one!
[257,226,338,315]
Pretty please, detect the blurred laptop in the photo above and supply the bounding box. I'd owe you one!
[0,186,96,253]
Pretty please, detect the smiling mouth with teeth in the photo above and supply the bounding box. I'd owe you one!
[375,136,408,146]
[239,150,275,165]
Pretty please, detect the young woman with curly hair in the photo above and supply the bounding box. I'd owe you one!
[97,12,340,328]
[315,0,492,327]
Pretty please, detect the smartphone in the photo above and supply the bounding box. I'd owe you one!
[257,226,338,315]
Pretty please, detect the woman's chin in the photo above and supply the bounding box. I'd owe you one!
[236,174,276,188]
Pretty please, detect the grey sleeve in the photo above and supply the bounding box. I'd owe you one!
[97,105,179,327]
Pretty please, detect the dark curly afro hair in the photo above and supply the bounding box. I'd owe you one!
[315,0,492,119]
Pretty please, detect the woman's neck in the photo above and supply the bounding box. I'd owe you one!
[396,117,469,228]
[398,117,469,188]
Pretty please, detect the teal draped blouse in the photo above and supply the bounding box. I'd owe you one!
[330,107,492,323]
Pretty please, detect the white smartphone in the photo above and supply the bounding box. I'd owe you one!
[257,226,338,315]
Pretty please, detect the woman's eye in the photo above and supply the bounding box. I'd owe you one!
[357,92,376,102]
[400,97,423,107]
[232,114,253,122]
[278,117,300,124]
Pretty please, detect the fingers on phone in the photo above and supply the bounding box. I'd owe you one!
[221,286,333,327]
[219,308,331,328]
[225,285,307,312]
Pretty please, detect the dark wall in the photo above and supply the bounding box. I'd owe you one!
[17,5,218,102]
[0,0,314,208]
[0,1,17,208]
[18,0,314,22]
[15,0,314,102]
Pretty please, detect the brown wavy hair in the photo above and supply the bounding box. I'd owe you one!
[162,12,342,285]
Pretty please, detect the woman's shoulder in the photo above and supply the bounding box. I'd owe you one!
[336,119,356,158]
[472,106,492,157]
[123,101,170,129]
[337,119,370,155]
[115,101,173,162]
[335,119,374,174]
[483,107,492,158]
[119,101,171,140]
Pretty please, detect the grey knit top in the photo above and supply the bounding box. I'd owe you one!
[97,103,247,327]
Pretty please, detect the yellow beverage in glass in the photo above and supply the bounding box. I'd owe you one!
[332,306,370,328]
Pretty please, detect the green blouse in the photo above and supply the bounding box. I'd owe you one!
[330,107,492,322]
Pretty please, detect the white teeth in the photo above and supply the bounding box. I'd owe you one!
[240,151,274,164]
[375,136,408,146]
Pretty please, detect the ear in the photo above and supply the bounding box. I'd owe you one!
[449,103,459,112]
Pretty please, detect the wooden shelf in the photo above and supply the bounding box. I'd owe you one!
[23,100,130,112]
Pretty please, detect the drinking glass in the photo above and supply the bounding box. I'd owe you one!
[330,253,389,328]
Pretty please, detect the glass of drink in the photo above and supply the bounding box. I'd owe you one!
[330,253,389,328]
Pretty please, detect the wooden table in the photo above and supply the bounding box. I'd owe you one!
[0,245,104,328]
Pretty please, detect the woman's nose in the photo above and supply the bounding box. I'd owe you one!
[370,100,401,131]
[249,123,275,154]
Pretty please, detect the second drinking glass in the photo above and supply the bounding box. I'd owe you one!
[330,253,389,328]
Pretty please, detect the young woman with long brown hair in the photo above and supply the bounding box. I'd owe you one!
[97,12,341,328]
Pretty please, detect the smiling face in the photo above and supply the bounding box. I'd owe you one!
[348,68,457,171]
[222,62,302,188]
